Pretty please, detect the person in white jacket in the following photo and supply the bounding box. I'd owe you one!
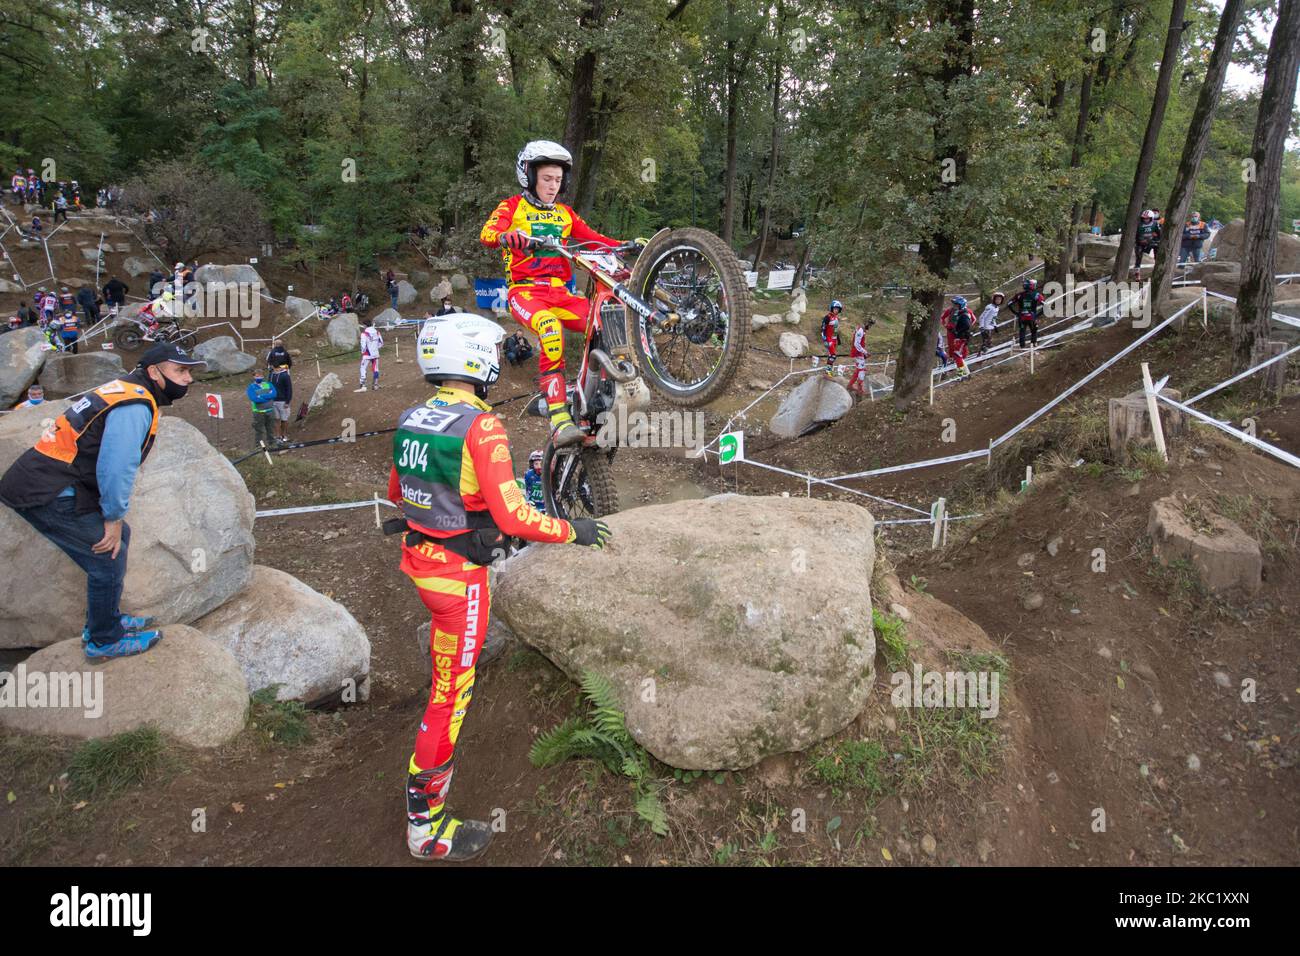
[357,318,384,392]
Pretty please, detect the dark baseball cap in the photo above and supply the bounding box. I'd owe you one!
[137,343,206,369]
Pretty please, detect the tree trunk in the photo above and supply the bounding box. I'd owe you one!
[452,0,481,179]
[563,0,604,211]
[1113,0,1188,284]
[1150,0,1245,317]
[572,82,617,217]
[1234,0,1300,374]
[754,5,785,269]
[1051,69,1094,287]
[792,195,822,289]
[892,0,975,408]
[721,0,756,246]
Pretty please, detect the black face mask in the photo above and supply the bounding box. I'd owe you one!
[144,368,189,405]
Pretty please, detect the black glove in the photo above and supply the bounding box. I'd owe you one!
[571,518,613,549]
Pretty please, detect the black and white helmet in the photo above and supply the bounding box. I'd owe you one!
[516,140,573,194]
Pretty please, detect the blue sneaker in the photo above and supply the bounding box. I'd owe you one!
[85,630,163,660]
[82,614,156,644]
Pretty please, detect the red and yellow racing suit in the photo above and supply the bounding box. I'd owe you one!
[479,194,617,414]
[388,386,576,856]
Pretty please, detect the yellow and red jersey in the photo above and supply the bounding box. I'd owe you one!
[480,193,616,287]
[387,387,574,551]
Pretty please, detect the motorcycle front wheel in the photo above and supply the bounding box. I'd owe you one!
[625,226,751,407]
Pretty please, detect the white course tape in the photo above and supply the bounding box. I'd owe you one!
[1156,393,1300,470]
[1185,342,1300,406]
[827,448,989,482]
[990,298,1196,450]
[1204,290,1300,329]
[256,498,399,519]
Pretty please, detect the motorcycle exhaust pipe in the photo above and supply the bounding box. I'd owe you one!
[589,348,639,384]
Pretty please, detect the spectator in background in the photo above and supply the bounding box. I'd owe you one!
[270,359,293,444]
[17,302,36,327]
[503,330,533,367]
[434,296,457,317]
[29,215,42,240]
[15,384,44,408]
[387,273,399,309]
[266,338,293,371]
[247,371,279,449]
[52,192,69,224]
[102,275,129,315]
[1180,212,1210,264]
[148,269,166,299]
[76,285,100,330]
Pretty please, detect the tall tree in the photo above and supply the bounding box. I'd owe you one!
[890,0,976,407]
[1234,0,1300,374]
[1149,0,1247,317]
[1112,0,1189,283]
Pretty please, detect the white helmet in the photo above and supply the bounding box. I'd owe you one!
[516,140,572,193]
[417,314,506,397]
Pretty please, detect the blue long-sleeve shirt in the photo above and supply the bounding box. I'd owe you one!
[58,402,154,520]
[247,379,277,412]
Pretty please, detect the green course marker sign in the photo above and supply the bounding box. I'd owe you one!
[719,430,744,465]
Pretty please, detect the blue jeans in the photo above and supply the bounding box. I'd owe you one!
[12,496,130,645]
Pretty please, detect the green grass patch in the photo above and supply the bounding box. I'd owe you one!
[248,686,313,747]
[873,608,912,671]
[237,457,357,505]
[67,727,175,800]
[810,739,888,800]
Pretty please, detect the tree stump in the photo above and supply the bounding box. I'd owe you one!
[1108,387,1184,462]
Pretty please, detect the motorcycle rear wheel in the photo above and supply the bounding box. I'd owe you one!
[541,443,619,521]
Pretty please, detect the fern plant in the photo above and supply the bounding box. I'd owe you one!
[530,670,668,836]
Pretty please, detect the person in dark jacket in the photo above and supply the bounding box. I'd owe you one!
[266,339,293,371]
[76,286,100,328]
[0,344,205,658]
[269,360,293,443]
[102,275,129,314]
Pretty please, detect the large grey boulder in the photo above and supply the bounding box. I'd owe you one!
[284,295,316,320]
[0,625,249,748]
[122,256,152,278]
[430,279,452,303]
[395,280,417,306]
[0,279,24,294]
[778,331,809,357]
[193,335,256,376]
[494,496,877,770]
[38,351,126,399]
[450,273,470,292]
[0,327,50,407]
[411,269,431,287]
[0,414,257,648]
[326,313,360,349]
[769,374,852,438]
[194,263,265,291]
[371,307,402,329]
[309,372,344,408]
[195,565,370,705]
[1208,219,1300,275]
[78,245,102,262]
